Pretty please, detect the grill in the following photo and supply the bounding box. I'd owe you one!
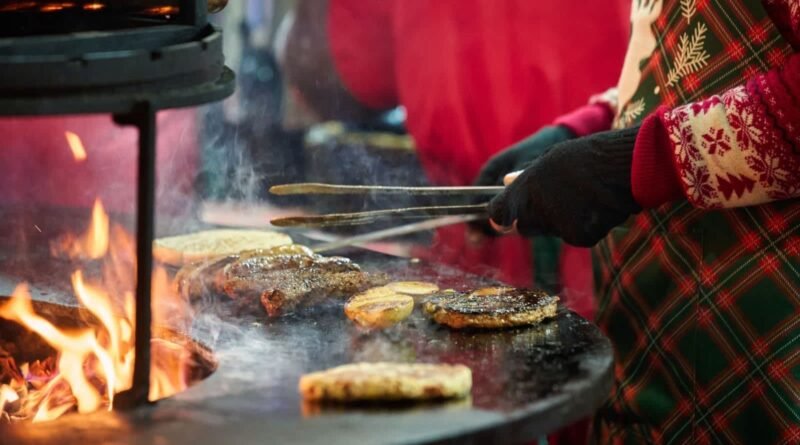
[0,207,613,443]
[0,0,233,410]
[0,2,614,443]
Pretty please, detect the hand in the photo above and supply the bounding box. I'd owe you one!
[467,125,575,242]
[487,126,642,247]
[474,126,576,187]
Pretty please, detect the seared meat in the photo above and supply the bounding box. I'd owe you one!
[174,255,238,300]
[176,248,388,317]
[222,253,388,317]
[423,287,559,329]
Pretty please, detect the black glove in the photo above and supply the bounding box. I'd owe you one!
[474,125,576,186]
[487,126,642,247]
[468,126,575,238]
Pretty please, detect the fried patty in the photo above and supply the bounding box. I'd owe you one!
[423,287,559,329]
[298,362,472,402]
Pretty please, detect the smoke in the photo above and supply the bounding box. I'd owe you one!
[194,104,266,205]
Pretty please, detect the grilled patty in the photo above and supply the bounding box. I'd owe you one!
[299,362,472,402]
[176,248,387,316]
[423,287,559,329]
[174,255,238,300]
[344,287,414,328]
[225,253,387,317]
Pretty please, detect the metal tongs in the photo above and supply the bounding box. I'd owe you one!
[269,183,501,228]
[268,183,503,251]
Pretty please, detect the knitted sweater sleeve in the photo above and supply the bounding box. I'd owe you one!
[631,51,800,209]
[553,88,619,137]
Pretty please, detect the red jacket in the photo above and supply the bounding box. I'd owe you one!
[328,0,630,294]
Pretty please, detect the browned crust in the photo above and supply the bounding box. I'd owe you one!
[423,287,559,329]
[424,300,557,329]
[298,362,472,402]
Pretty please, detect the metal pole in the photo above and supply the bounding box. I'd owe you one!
[114,104,156,409]
[181,0,207,26]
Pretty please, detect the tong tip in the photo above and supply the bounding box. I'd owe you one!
[268,184,294,195]
[269,217,299,227]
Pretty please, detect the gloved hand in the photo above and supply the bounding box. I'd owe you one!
[487,126,642,247]
[474,125,576,187]
[468,125,575,240]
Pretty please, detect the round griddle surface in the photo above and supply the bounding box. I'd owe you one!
[0,207,612,444]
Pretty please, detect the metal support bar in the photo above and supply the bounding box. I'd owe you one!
[181,0,207,26]
[113,103,157,409]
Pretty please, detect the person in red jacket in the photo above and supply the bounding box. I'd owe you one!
[279,0,630,319]
[481,0,800,442]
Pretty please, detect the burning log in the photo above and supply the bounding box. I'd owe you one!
[0,346,23,386]
[0,198,215,423]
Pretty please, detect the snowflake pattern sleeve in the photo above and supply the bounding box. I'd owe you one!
[634,53,800,209]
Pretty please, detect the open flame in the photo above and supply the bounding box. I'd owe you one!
[64,131,87,162]
[50,199,109,260]
[83,3,105,11]
[1,198,194,423]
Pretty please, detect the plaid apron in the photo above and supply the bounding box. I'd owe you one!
[594,1,800,444]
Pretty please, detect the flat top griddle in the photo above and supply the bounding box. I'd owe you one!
[0,207,613,445]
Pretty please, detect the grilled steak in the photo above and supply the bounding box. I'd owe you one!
[423,287,559,329]
[222,253,388,317]
[175,246,386,317]
[174,255,238,300]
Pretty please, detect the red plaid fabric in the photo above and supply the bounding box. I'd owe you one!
[594,0,800,443]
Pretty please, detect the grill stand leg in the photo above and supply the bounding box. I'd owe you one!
[113,104,157,409]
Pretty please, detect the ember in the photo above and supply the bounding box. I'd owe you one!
[0,197,197,423]
[64,131,87,162]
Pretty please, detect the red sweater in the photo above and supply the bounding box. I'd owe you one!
[630,0,800,209]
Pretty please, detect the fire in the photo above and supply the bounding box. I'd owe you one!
[50,198,109,260]
[1,199,194,423]
[83,2,105,11]
[143,6,179,16]
[40,3,75,12]
[64,131,87,162]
